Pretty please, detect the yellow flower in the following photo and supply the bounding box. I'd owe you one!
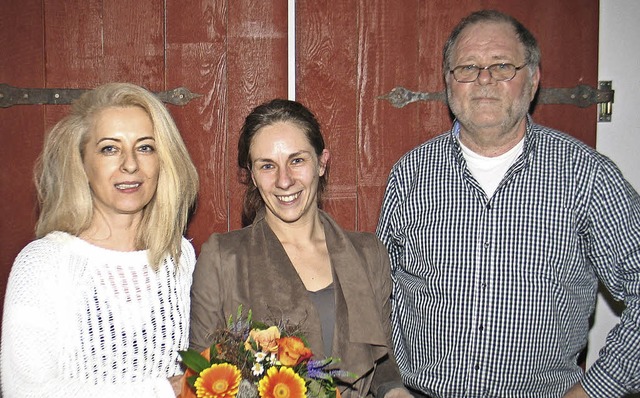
[258,366,307,398]
[277,336,313,367]
[194,363,242,398]
[245,326,281,353]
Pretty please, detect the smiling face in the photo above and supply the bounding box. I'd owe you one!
[446,21,539,141]
[249,121,329,226]
[82,106,159,224]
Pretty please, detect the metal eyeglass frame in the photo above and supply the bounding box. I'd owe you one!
[450,63,528,83]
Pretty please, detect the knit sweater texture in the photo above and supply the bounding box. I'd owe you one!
[1,231,195,397]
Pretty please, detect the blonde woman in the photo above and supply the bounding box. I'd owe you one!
[1,83,199,397]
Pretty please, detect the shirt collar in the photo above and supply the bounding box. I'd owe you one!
[448,115,538,182]
[449,115,537,158]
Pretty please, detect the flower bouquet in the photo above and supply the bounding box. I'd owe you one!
[179,306,351,398]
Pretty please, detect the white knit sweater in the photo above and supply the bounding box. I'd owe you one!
[1,231,195,398]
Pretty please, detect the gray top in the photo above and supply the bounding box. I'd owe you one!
[308,282,335,357]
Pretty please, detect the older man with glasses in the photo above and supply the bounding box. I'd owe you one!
[377,9,640,398]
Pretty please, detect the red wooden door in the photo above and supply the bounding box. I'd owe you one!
[296,0,598,231]
[0,1,598,321]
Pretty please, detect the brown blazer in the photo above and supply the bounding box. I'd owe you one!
[189,209,403,397]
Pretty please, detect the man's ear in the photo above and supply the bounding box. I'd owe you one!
[530,65,541,101]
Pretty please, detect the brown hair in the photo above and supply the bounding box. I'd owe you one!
[237,99,328,226]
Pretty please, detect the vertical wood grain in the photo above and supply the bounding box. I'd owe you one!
[297,0,598,232]
[166,0,229,251]
[167,0,288,254]
[296,0,359,230]
[44,0,165,125]
[356,0,444,232]
[44,0,164,87]
[226,0,288,230]
[0,0,599,324]
[0,0,45,317]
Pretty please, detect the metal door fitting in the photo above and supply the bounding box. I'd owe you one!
[379,82,615,122]
[0,84,201,108]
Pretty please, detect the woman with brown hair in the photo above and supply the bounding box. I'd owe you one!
[190,99,410,398]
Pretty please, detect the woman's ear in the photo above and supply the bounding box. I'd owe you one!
[249,166,257,186]
[318,149,330,176]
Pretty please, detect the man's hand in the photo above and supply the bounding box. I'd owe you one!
[563,382,590,398]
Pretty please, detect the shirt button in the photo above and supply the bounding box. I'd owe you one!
[475,364,480,371]
[478,325,484,331]
[484,241,490,248]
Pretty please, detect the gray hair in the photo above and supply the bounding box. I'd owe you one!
[442,10,541,76]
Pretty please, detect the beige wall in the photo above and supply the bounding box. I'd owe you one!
[588,1,640,388]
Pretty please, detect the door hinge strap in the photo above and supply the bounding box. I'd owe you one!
[0,84,201,108]
[379,84,614,109]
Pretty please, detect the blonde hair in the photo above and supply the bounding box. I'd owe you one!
[35,82,199,268]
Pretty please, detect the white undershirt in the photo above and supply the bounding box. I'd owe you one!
[458,137,524,198]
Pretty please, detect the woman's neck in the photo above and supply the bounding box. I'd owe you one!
[265,209,325,246]
[79,212,142,252]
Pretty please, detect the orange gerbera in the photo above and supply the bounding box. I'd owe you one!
[180,348,211,398]
[194,363,242,398]
[258,366,307,398]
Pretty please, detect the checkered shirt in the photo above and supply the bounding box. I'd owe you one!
[376,119,640,398]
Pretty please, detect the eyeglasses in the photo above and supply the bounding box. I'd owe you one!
[450,63,527,83]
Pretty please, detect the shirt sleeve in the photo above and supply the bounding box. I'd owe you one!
[581,158,640,397]
[376,168,401,276]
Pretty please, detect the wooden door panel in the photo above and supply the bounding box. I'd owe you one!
[357,0,442,232]
[166,0,231,248]
[166,0,289,253]
[0,0,597,323]
[44,0,164,88]
[225,0,289,231]
[0,0,45,318]
[43,0,166,127]
[296,0,360,230]
[296,0,599,231]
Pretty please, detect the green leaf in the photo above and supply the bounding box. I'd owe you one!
[252,320,269,330]
[307,379,322,396]
[186,374,199,388]
[227,313,234,328]
[313,357,335,367]
[178,349,211,373]
[307,379,331,398]
[210,343,219,363]
[236,305,243,323]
